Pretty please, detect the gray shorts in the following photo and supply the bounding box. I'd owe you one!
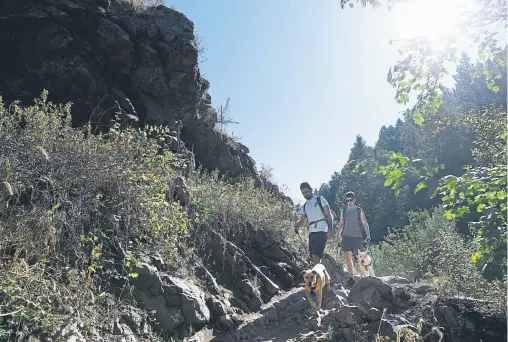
[341,236,365,254]
[309,232,327,258]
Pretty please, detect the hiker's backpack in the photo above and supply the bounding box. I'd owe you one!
[343,206,366,238]
[302,196,334,228]
[302,196,325,217]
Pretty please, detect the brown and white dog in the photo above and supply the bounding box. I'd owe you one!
[358,249,375,277]
[302,263,331,310]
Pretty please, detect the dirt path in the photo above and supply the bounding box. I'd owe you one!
[195,284,350,342]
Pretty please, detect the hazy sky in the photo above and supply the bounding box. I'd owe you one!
[165,0,470,201]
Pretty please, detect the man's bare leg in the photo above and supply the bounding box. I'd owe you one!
[345,251,354,275]
[344,251,356,285]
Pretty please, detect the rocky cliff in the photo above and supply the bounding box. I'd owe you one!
[0,0,282,194]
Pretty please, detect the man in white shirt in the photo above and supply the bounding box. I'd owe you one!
[294,182,334,264]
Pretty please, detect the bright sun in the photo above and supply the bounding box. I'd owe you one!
[394,0,474,41]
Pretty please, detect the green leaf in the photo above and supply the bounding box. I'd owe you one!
[414,112,425,125]
[392,168,405,179]
[384,178,394,187]
[471,252,482,264]
[128,272,139,278]
[414,181,427,194]
[476,203,486,213]
[443,210,455,220]
[391,153,409,167]
[496,191,507,200]
[398,93,410,104]
[456,206,469,217]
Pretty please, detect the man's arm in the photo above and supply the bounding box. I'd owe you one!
[337,210,344,237]
[293,214,307,234]
[322,205,333,233]
[360,209,371,240]
[295,214,307,227]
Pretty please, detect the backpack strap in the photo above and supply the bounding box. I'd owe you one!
[356,206,362,225]
[357,206,365,239]
[303,197,325,216]
[316,196,325,215]
[304,197,329,230]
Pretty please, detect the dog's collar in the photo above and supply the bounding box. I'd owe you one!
[361,262,372,268]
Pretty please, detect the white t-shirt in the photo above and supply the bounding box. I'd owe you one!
[303,196,330,233]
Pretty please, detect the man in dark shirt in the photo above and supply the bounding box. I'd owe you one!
[337,191,371,285]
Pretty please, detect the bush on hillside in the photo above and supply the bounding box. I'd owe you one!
[0,92,304,338]
[0,92,191,335]
[371,208,506,303]
[188,170,306,259]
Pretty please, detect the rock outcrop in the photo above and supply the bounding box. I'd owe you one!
[0,0,287,198]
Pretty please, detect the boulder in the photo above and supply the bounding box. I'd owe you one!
[335,305,364,326]
[392,286,412,311]
[378,276,411,285]
[206,230,280,305]
[129,263,210,332]
[215,314,237,332]
[365,307,383,322]
[270,262,296,289]
[366,319,397,341]
[413,284,433,295]
[433,297,507,341]
[120,306,144,332]
[348,277,393,311]
[165,276,210,325]
[321,253,348,285]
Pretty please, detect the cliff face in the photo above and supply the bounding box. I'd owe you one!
[0,0,261,183]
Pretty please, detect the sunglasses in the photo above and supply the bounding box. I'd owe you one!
[345,198,354,202]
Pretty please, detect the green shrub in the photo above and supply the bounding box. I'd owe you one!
[0,92,190,330]
[371,208,506,302]
[188,170,307,258]
[0,91,304,337]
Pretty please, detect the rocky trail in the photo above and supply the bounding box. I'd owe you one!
[198,274,506,342]
[208,285,346,342]
[63,227,505,342]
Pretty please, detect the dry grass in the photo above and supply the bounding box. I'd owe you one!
[0,92,190,338]
[188,169,305,256]
[0,91,303,339]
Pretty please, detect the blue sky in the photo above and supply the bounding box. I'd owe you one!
[165,1,455,201]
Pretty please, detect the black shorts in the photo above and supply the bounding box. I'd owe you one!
[341,236,365,254]
[309,232,328,258]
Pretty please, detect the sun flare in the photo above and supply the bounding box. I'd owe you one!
[393,0,474,41]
